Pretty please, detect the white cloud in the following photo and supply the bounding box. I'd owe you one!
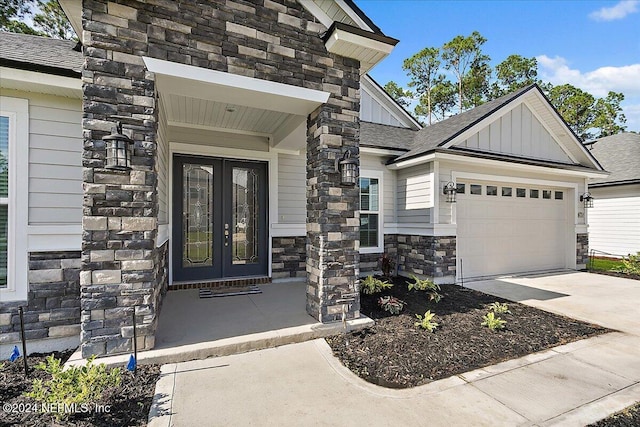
[537,55,640,98]
[622,103,640,131]
[589,0,638,21]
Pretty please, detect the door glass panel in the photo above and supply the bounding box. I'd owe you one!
[232,167,259,265]
[182,164,214,267]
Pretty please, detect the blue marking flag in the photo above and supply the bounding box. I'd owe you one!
[127,354,136,371]
[9,345,20,362]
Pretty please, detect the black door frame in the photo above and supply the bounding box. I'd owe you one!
[172,154,269,282]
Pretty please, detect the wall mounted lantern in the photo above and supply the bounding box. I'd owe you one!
[103,121,133,170]
[580,192,594,209]
[337,149,357,186]
[443,181,457,203]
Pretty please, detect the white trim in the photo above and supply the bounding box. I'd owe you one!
[433,161,440,224]
[324,27,394,56]
[298,1,333,28]
[451,171,580,190]
[521,98,578,164]
[334,0,374,32]
[0,67,82,97]
[360,147,407,157]
[157,224,170,247]
[27,225,81,251]
[383,223,457,237]
[0,97,29,302]
[361,75,421,130]
[167,121,272,140]
[272,224,306,237]
[359,169,384,253]
[143,57,330,116]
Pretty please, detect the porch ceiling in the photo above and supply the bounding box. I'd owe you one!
[144,57,330,150]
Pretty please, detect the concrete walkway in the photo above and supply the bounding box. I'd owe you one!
[149,272,640,426]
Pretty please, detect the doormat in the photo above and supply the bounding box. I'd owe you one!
[199,285,262,298]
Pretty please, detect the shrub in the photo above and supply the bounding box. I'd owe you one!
[360,275,393,295]
[415,310,439,332]
[378,296,405,315]
[481,312,507,331]
[407,275,442,303]
[488,302,510,314]
[613,252,640,275]
[25,355,121,419]
[380,253,394,277]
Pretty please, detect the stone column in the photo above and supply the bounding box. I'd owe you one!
[306,60,361,322]
[80,1,162,357]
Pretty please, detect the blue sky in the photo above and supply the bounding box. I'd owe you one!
[358,0,640,132]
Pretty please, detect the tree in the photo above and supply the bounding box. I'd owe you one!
[492,55,538,98]
[441,31,490,113]
[403,47,441,124]
[462,59,492,109]
[592,91,627,137]
[426,80,457,122]
[546,84,596,140]
[383,81,413,108]
[33,1,75,40]
[0,0,41,35]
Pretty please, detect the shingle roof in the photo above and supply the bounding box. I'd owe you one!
[360,121,416,150]
[586,133,640,186]
[0,31,82,76]
[391,84,537,163]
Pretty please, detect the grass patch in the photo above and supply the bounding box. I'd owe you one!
[589,258,624,272]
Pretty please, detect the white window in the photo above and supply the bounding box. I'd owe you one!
[359,170,383,253]
[0,97,29,301]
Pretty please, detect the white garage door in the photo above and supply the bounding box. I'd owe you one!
[456,181,570,279]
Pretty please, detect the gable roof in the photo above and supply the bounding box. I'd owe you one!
[360,121,415,150]
[0,31,82,77]
[363,75,422,130]
[585,133,640,187]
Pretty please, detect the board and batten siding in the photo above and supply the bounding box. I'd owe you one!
[360,88,406,128]
[588,185,640,257]
[455,103,572,164]
[24,92,82,225]
[361,154,396,224]
[397,163,432,224]
[277,152,306,225]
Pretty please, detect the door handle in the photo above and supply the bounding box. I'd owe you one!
[224,223,229,246]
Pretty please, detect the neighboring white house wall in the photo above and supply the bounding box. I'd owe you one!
[21,91,82,225]
[277,152,306,226]
[397,163,432,224]
[588,185,640,257]
[455,103,572,164]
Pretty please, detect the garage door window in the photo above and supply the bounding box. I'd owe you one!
[470,184,482,195]
[456,183,465,194]
[502,187,512,197]
[360,176,381,251]
[530,189,539,198]
[555,191,563,200]
[486,185,497,196]
[543,190,552,199]
[516,188,526,197]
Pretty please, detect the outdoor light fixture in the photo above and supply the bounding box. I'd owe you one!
[103,121,133,170]
[337,149,357,186]
[580,192,594,209]
[443,181,457,203]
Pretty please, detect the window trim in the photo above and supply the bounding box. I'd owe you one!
[0,97,29,301]
[359,169,383,254]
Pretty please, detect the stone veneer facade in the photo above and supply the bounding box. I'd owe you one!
[0,251,81,351]
[576,233,589,268]
[81,0,361,354]
[272,237,306,280]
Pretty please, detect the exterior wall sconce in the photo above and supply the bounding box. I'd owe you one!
[580,192,594,208]
[337,149,357,186]
[103,121,133,170]
[443,181,457,203]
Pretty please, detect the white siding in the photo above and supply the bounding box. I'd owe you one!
[589,185,640,257]
[456,103,572,164]
[360,154,395,223]
[360,88,405,128]
[20,92,82,225]
[277,152,306,225]
[397,163,432,223]
[157,105,169,225]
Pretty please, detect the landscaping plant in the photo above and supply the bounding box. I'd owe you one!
[415,310,439,332]
[488,302,510,314]
[407,275,442,302]
[481,312,507,331]
[613,252,640,275]
[377,296,405,314]
[360,275,393,295]
[25,355,121,420]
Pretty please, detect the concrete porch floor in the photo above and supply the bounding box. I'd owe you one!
[67,281,373,368]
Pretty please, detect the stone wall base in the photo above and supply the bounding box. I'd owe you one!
[577,233,589,269]
[272,237,306,280]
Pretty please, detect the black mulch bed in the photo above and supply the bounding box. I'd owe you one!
[326,277,610,388]
[588,270,640,281]
[589,402,640,427]
[0,350,160,427]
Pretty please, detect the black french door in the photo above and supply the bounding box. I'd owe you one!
[172,155,268,282]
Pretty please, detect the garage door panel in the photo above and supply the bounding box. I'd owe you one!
[457,181,568,278]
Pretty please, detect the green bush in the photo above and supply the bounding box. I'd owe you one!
[25,355,121,419]
[378,296,405,315]
[481,312,506,331]
[415,310,439,332]
[360,275,393,295]
[488,302,510,314]
[407,275,442,302]
[613,252,640,275]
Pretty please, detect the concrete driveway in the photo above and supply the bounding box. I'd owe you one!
[465,271,640,335]
[149,272,640,427]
